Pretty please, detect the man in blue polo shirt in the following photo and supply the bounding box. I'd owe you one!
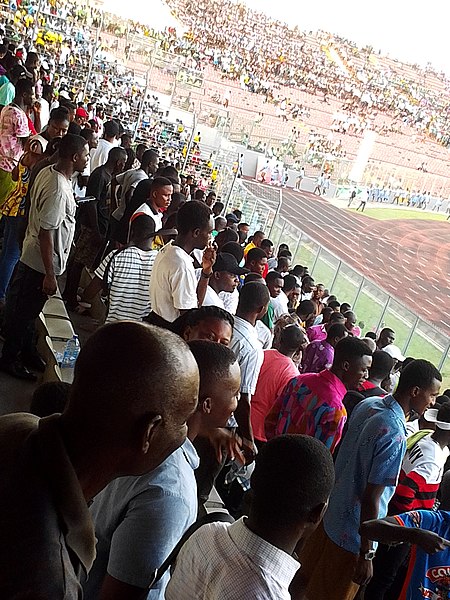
[294,359,441,600]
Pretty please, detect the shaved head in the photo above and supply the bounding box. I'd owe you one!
[62,322,199,476]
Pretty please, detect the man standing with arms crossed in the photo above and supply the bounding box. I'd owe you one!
[0,134,89,380]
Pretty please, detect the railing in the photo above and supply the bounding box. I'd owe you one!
[3,0,450,381]
[225,179,450,386]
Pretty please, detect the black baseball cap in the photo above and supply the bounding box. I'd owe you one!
[226,213,240,224]
[213,253,249,275]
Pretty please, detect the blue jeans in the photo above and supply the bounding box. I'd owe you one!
[0,215,24,301]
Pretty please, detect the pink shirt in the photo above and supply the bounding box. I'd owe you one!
[250,349,299,442]
[265,370,347,453]
[0,105,29,172]
[302,340,334,373]
[306,324,327,343]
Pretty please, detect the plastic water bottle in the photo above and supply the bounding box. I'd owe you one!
[61,335,80,369]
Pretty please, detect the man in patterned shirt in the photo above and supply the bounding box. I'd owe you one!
[265,336,373,453]
[0,78,33,205]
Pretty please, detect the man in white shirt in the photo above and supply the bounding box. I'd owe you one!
[90,120,120,171]
[200,253,248,308]
[299,275,316,302]
[149,201,216,326]
[166,434,335,600]
[230,281,270,460]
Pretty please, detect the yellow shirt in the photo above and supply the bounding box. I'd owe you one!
[243,242,256,257]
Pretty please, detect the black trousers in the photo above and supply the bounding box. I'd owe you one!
[1,262,46,363]
[364,542,410,600]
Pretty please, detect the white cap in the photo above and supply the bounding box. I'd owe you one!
[424,408,450,430]
[383,344,405,362]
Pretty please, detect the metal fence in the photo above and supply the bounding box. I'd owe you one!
[224,179,450,384]
[3,1,450,378]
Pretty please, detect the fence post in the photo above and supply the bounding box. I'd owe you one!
[276,220,287,251]
[353,276,365,307]
[438,342,450,372]
[402,316,420,356]
[311,245,321,275]
[268,188,283,239]
[375,296,390,332]
[133,68,150,142]
[329,260,342,295]
[248,194,259,227]
[225,164,238,207]
[291,232,303,262]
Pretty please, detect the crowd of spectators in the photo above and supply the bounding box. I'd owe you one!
[163,0,450,151]
[1,3,450,600]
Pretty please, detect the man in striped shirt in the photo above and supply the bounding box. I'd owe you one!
[80,215,174,323]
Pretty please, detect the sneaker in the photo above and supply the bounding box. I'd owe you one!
[21,352,47,373]
[0,359,37,381]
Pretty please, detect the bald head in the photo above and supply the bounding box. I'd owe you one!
[62,322,199,476]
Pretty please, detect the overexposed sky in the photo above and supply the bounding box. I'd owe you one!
[244,0,449,75]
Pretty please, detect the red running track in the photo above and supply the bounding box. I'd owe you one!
[244,183,450,338]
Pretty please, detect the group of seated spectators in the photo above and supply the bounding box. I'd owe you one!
[2,8,450,600]
[5,0,450,175]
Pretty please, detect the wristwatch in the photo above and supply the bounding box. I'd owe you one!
[201,270,213,279]
[360,549,376,561]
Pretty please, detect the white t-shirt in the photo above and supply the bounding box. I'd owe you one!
[131,204,162,229]
[150,242,198,322]
[202,285,225,308]
[112,168,148,221]
[95,247,157,323]
[90,138,115,171]
[256,320,273,349]
[194,268,226,309]
[219,288,239,315]
[403,435,450,484]
[270,291,290,321]
[38,97,50,129]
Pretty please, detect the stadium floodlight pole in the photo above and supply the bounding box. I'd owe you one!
[181,114,196,173]
[83,11,103,99]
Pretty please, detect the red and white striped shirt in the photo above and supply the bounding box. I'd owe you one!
[390,434,449,513]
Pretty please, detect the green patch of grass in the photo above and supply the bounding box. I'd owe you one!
[348,208,448,221]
